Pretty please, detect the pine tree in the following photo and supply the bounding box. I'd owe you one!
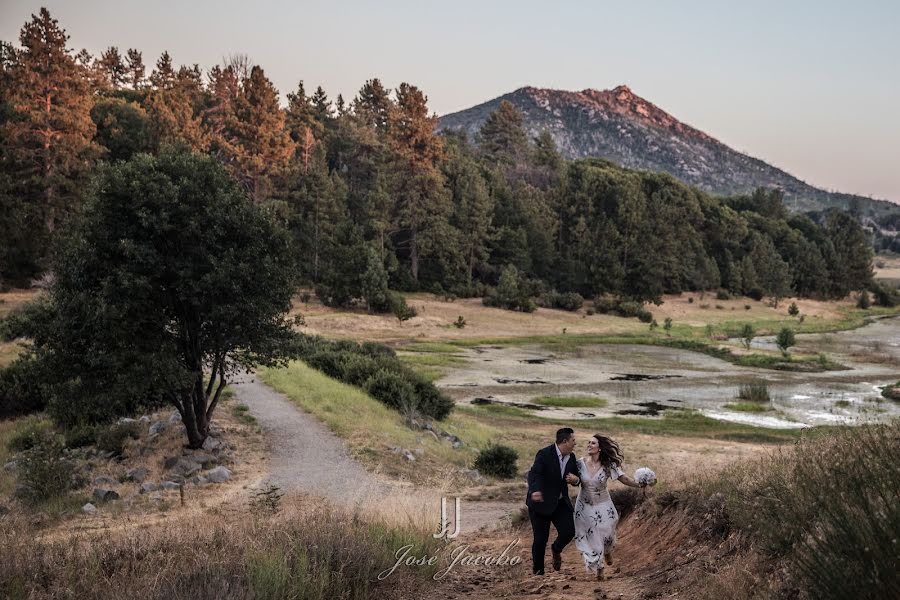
[98,46,127,88]
[353,78,392,129]
[224,65,294,203]
[149,50,175,90]
[1,8,98,239]
[125,48,145,89]
[387,83,449,283]
[478,100,529,169]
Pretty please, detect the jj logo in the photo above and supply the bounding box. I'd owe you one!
[433,497,461,539]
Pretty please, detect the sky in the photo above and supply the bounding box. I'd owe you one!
[2,1,898,202]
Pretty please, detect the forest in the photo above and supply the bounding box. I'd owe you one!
[0,9,883,311]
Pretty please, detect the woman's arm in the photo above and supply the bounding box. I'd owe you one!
[616,474,644,489]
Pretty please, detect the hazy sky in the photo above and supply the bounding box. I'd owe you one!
[2,1,898,201]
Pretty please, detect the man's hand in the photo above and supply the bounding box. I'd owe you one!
[530,491,544,503]
[565,473,579,485]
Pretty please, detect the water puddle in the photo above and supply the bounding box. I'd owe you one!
[610,373,683,382]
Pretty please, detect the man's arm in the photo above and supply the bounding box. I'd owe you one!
[527,449,547,501]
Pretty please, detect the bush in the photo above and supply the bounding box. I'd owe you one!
[389,292,417,323]
[537,291,584,311]
[306,350,351,380]
[14,430,75,505]
[593,296,618,314]
[870,281,899,307]
[95,421,142,456]
[474,444,519,479]
[63,423,98,448]
[688,296,694,304]
[453,315,466,329]
[776,328,796,355]
[856,290,871,309]
[409,376,453,421]
[0,354,47,419]
[788,302,799,316]
[616,301,644,318]
[364,369,417,414]
[716,289,731,301]
[637,309,654,323]
[6,416,54,453]
[341,354,381,387]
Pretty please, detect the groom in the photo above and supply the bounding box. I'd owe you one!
[525,427,581,575]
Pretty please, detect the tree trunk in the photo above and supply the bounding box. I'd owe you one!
[410,226,419,281]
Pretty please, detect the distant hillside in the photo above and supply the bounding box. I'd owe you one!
[438,85,900,219]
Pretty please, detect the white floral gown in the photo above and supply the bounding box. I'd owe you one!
[573,458,624,574]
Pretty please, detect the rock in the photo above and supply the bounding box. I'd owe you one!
[205,466,232,483]
[100,450,117,460]
[168,411,182,424]
[93,488,120,502]
[148,420,167,436]
[163,456,180,470]
[117,417,137,426]
[92,476,117,486]
[82,503,98,515]
[139,482,159,494]
[403,450,416,462]
[191,475,209,486]
[3,460,18,472]
[201,436,220,452]
[126,467,150,482]
[139,415,150,424]
[189,452,217,467]
[161,481,181,491]
[175,459,201,477]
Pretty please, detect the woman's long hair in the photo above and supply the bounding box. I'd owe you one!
[593,434,623,469]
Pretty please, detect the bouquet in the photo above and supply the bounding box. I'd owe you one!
[634,467,657,487]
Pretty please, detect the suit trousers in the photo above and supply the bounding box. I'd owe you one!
[528,498,575,574]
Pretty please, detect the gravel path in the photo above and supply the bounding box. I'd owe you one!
[232,375,515,533]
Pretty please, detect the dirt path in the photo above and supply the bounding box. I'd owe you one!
[233,376,515,533]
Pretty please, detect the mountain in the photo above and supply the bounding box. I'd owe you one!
[438,85,899,218]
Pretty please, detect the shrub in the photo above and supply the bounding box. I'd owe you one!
[483,265,536,312]
[474,444,519,479]
[0,355,47,419]
[63,423,98,448]
[740,323,755,350]
[788,302,799,316]
[453,315,466,329]
[6,416,54,453]
[716,289,731,300]
[856,290,871,309]
[14,430,75,505]
[306,350,351,380]
[637,309,653,323]
[870,281,899,307]
[341,354,381,387]
[96,421,142,456]
[537,291,583,311]
[593,296,618,314]
[744,304,752,310]
[389,292,417,323]
[409,377,453,421]
[364,369,417,414]
[617,301,644,318]
[688,296,694,304]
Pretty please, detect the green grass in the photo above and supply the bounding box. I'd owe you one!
[532,395,609,408]
[723,402,770,413]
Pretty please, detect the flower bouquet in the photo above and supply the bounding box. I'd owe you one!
[634,467,657,487]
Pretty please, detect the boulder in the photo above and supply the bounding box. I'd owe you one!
[139,416,151,425]
[403,450,416,462]
[3,460,18,472]
[201,436,220,452]
[93,488,120,502]
[161,481,181,491]
[191,475,209,486]
[92,476,117,487]
[168,411,182,424]
[174,459,202,477]
[117,417,137,426]
[163,456,180,470]
[205,466,232,484]
[148,421,167,436]
[139,482,159,494]
[189,452,217,467]
[126,467,150,482]
[82,503,98,515]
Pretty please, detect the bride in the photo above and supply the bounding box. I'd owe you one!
[573,433,644,581]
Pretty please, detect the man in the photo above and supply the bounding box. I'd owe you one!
[525,427,581,575]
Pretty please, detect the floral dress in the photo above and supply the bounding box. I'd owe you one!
[573,458,624,574]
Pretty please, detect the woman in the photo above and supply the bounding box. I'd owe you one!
[573,433,644,581]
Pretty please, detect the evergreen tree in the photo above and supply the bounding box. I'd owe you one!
[125,48,145,89]
[0,7,98,245]
[149,50,175,90]
[98,46,127,88]
[478,100,529,169]
[353,78,392,129]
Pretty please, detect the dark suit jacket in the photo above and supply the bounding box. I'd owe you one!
[525,444,581,515]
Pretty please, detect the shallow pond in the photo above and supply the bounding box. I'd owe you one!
[436,317,900,428]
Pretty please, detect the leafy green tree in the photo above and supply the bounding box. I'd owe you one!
[741,323,755,350]
[91,97,155,161]
[11,148,297,447]
[776,327,796,356]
